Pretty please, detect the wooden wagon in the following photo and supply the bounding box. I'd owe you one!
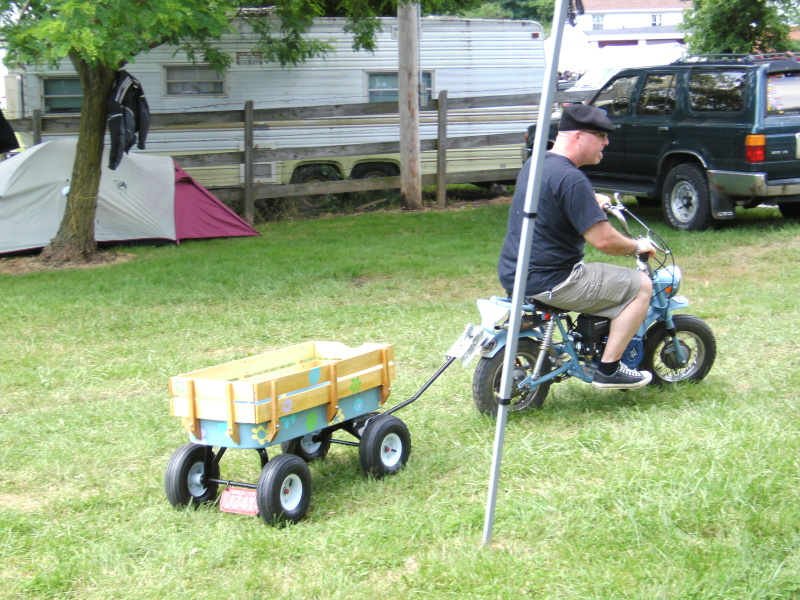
[163,341,408,525]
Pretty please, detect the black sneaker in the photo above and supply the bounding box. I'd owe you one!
[592,364,652,389]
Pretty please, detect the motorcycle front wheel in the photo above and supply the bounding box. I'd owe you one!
[472,338,553,417]
[642,314,716,384]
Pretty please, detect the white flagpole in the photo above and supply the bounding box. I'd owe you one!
[482,0,572,546]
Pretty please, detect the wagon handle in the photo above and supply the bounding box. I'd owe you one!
[383,356,457,416]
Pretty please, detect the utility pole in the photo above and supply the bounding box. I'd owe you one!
[398,0,422,209]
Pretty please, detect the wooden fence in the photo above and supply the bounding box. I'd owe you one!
[7,89,591,221]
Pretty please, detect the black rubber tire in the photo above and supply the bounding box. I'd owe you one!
[350,162,400,179]
[256,453,312,526]
[358,415,411,479]
[164,443,220,507]
[778,202,800,220]
[642,314,716,384]
[290,164,343,213]
[280,433,331,463]
[662,164,713,231]
[472,338,553,417]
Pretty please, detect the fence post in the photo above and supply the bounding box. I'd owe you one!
[32,109,42,145]
[436,90,448,209]
[243,100,255,226]
[398,0,422,209]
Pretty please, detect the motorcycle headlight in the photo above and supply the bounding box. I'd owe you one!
[657,265,681,298]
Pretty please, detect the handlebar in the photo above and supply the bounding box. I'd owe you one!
[602,193,668,277]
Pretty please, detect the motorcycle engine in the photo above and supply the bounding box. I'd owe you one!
[574,314,610,359]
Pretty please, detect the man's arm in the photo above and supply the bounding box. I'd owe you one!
[583,221,656,258]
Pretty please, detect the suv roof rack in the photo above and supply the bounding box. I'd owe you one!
[672,52,799,65]
[672,54,751,64]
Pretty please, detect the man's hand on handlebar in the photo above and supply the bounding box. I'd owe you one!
[635,236,657,260]
[595,193,612,211]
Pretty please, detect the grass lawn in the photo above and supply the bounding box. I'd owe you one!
[2,200,799,599]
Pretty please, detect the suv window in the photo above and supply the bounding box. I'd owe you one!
[636,73,677,116]
[688,69,747,112]
[593,75,639,117]
[767,72,800,115]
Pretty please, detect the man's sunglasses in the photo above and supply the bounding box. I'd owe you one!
[581,130,609,140]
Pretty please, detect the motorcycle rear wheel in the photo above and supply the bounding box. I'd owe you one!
[472,338,553,417]
[642,314,716,384]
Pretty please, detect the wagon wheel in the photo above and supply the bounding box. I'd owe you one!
[164,443,220,507]
[358,415,411,479]
[256,453,312,526]
[281,432,331,463]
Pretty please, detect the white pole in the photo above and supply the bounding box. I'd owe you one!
[482,0,572,547]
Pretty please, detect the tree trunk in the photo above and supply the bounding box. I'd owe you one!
[40,54,116,263]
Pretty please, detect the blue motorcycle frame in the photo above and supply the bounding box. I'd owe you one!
[457,197,717,416]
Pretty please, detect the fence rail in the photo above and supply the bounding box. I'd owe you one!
[7,89,592,218]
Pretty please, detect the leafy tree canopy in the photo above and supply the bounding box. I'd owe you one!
[0,0,482,71]
[458,0,553,24]
[682,0,800,54]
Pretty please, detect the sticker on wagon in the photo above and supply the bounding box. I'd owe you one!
[219,487,259,516]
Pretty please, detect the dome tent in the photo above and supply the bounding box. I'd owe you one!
[0,138,259,255]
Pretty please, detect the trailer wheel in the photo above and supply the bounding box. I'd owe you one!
[290,164,343,213]
[164,443,220,508]
[256,453,312,526]
[281,433,331,462]
[358,415,411,479]
[350,162,399,179]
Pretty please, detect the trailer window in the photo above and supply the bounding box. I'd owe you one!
[42,77,82,114]
[165,66,225,96]
[368,72,432,106]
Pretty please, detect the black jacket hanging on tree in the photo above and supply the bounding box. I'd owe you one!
[106,70,150,170]
[0,108,20,154]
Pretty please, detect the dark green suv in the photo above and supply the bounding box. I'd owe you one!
[530,54,800,230]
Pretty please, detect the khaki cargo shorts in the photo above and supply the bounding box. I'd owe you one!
[530,261,642,319]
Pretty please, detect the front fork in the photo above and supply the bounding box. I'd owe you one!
[659,313,689,366]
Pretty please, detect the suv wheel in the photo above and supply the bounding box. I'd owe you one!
[778,202,800,220]
[662,164,713,231]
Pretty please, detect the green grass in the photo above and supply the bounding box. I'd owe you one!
[2,201,800,599]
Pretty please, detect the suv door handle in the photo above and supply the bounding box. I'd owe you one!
[658,126,670,132]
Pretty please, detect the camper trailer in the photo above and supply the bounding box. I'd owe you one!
[5,17,546,191]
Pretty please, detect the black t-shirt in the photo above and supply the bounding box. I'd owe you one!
[497,152,607,295]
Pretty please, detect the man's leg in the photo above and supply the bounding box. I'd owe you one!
[601,271,652,362]
[592,271,652,389]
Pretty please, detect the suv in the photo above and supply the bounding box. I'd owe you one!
[526,54,800,230]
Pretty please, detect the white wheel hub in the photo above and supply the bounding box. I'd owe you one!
[380,433,403,467]
[279,474,304,511]
[187,462,207,497]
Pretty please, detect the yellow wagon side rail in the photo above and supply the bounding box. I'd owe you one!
[169,342,395,443]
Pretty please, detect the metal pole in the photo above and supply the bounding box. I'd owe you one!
[482,0,571,546]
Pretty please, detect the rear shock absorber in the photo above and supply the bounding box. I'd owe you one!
[528,314,556,383]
